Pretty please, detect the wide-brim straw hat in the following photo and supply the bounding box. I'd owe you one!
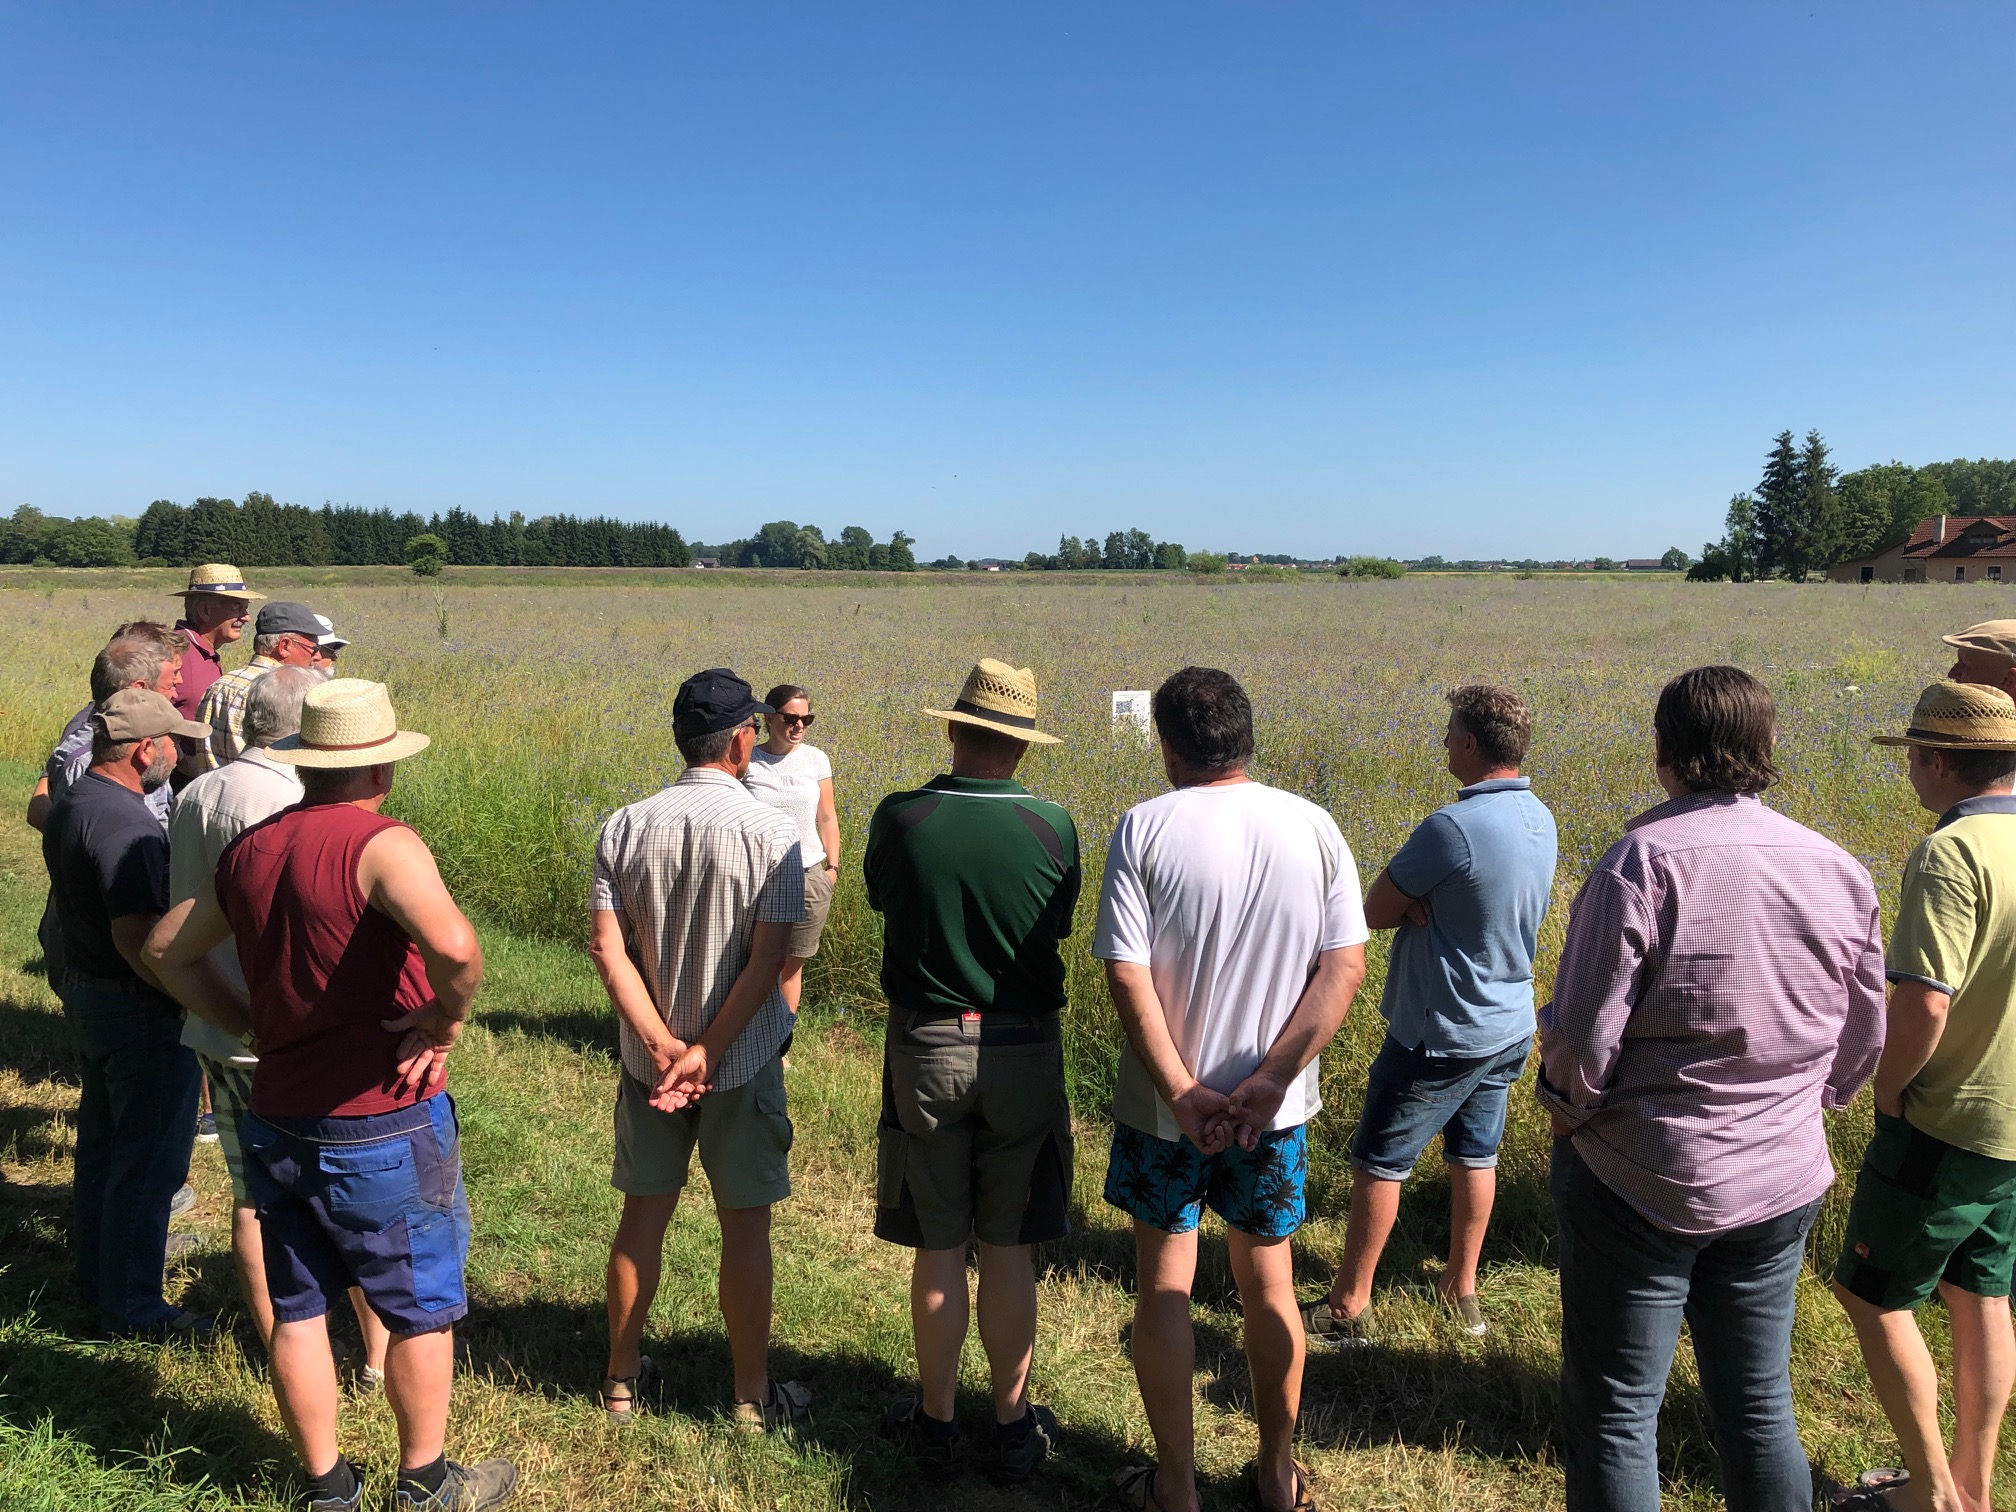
[173,563,266,603]
[925,657,1062,744]
[1873,679,2016,752]
[267,677,432,767]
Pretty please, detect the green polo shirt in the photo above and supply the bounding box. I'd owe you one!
[863,774,1081,1018]
[1888,795,2016,1159]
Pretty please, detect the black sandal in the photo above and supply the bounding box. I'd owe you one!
[1112,1464,1169,1511]
[598,1354,657,1425]
[1823,1469,1909,1509]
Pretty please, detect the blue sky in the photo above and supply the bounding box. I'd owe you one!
[2,3,2011,560]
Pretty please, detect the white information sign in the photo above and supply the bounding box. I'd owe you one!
[1112,690,1153,742]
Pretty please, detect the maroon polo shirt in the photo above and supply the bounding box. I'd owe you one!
[173,619,224,724]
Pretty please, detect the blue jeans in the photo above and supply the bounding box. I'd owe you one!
[1551,1138,1819,1512]
[1350,1032,1531,1181]
[61,976,201,1331]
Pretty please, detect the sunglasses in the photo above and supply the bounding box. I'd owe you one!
[776,712,815,727]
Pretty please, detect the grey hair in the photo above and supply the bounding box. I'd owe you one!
[242,665,323,749]
[253,632,290,659]
[676,725,740,766]
[90,629,180,703]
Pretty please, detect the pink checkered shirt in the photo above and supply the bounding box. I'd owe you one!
[1537,791,1886,1235]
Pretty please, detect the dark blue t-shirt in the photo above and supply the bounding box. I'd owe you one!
[1380,776,1558,1057]
[42,772,172,987]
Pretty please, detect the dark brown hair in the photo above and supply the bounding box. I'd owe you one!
[1154,666,1254,775]
[1446,685,1531,768]
[1931,746,2016,787]
[1654,665,1779,795]
[765,683,811,711]
[949,719,1028,763]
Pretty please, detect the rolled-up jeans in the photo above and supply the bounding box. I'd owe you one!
[1550,1137,1820,1512]
[60,973,201,1332]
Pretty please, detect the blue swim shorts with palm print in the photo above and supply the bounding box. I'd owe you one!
[1103,1120,1309,1237]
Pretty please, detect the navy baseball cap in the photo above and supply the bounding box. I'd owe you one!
[673,668,772,738]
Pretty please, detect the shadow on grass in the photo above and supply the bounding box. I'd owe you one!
[0,993,77,1086]
[476,1008,620,1059]
[458,1296,1208,1510]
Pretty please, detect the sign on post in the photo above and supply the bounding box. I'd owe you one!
[1112,690,1152,743]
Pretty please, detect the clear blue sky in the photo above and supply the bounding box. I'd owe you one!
[2,3,2010,560]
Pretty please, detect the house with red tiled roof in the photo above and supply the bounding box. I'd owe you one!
[1828,515,2016,584]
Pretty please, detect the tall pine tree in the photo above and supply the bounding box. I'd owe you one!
[1791,429,1840,577]
[1755,431,1803,579]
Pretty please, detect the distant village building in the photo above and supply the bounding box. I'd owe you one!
[1624,558,1666,572]
[693,556,721,570]
[1828,515,2016,584]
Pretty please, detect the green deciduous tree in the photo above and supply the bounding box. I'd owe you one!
[406,533,447,576]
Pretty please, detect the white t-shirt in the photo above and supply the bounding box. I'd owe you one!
[742,743,833,868]
[1094,780,1369,1140]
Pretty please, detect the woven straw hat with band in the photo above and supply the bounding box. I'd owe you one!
[925,658,1062,745]
[268,678,432,767]
[174,563,266,603]
[1872,679,2016,753]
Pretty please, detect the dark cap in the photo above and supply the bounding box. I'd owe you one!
[255,601,324,638]
[673,667,772,738]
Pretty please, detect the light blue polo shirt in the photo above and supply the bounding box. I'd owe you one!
[1379,776,1558,1058]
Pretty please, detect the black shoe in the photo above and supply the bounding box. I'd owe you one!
[392,1458,518,1510]
[984,1403,1060,1485]
[306,1467,365,1511]
[115,1308,215,1342]
[882,1397,961,1482]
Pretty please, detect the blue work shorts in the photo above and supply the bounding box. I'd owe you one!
[1349,1033,1532,1182]
[1103,1119,1309,1238]
[240,1093,471,1336]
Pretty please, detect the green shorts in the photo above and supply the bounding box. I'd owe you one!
[873,1012,1073,1251]
[1834,1110,2016,1310]
[611,1057,793,1210]
[199,1054,257,1205]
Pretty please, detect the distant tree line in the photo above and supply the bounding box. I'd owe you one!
[687,520,917,571]
[0,506,140,567]
[1022,530,1190,571]
[1690,440,2016,581]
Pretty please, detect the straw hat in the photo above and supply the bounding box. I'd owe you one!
[173,564,266,603]
[267,678,431,767]
[1941,619,2016,663]
[1873,679,2016,752]
[925,658,1062,744]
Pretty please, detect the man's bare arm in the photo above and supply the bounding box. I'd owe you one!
[140,891,253,1040]
[26,777,50,833]
[1873,979,1948,1118]
[659,921,792,1102]
[1223,944,1367,1145]
[1105,960,1234,1153]
[360,825,483,1018]
[1362,869,1426,931]
[589,907,685,1079]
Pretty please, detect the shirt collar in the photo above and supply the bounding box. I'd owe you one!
[1457,776,1531,798]
[236,747,302,782]
[1624,788,1759,832]
[1937,794,2016,829]
[925,774,1029,796]
[676,766,746,789]
[248,654,281,669]
[175,621,222,663]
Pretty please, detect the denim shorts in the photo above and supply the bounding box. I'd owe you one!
[1349,1033,1532,1181]
[239,1093,471,1336]
[1103,1119,1308,1238]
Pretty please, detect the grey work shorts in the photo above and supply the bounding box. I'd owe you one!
[611,1056,792,1210]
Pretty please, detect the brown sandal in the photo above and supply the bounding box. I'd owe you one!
[732,1377,813,1433]
[1251,1459,1317,1512]
[597,1354,656,1425]
[1112,1464,1169,1511]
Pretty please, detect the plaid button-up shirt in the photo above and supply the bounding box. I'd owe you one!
[591,767,806,1090]
[191,655,281,774]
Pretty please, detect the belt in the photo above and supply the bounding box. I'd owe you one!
[895,1010,1060,1048]
[62,969,173,1000]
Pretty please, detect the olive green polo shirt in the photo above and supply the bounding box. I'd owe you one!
[1888,795,2016,1159]
[863,774,1081,1018]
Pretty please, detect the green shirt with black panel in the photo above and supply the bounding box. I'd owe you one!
[862,773,1082,1250]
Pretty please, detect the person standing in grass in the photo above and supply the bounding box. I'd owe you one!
[1097,666,1369,1512]
[168,563,264,782]
[146,678,513,1512]
[589,668,812,1432]
[1538,665,1886,1512]
[166,666,392,1388]
[190,599,327,773]
[43,689,221,1339]
[1942,619,2016,700]
[863,658,1079,1485]
[742,683,841,1016]
[1829,681,2016,1512]
[1306,685,1555,1347]
[27,621,186,834]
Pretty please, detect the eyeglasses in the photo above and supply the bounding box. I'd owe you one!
[778,713,815,727]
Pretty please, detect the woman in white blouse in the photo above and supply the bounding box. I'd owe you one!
[743,683,841,1014]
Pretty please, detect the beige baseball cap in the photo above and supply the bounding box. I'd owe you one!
[1941,620,2016,662]
[92,688,212,744]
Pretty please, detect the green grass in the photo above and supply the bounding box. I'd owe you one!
[0,572,2007,1508]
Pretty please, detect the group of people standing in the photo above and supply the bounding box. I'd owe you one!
[25,565,2016,1512]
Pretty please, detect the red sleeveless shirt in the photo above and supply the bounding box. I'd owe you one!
[216,802,438,1117]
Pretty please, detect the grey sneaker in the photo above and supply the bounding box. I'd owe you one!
[1450,1294,1488,1337]
[393,1459,517,1511]
[164,1232,201,1264]
[170,1183,197,1218]
[1300,1298,1374,1350]
[358,1365,386,1394]
[306,1472,364,1511]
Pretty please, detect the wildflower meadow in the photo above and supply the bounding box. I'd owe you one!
[0,566,2000,1510]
